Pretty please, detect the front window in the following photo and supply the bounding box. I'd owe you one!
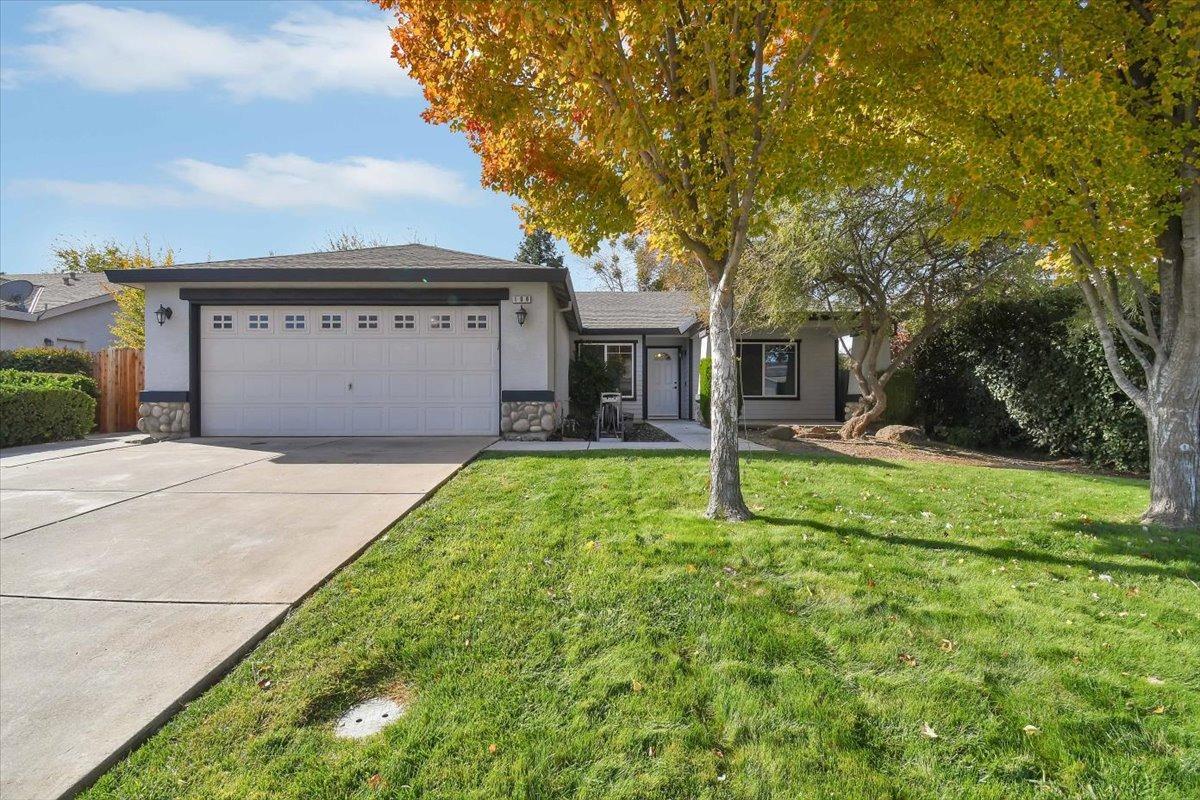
[577,342,635,399]
[247,313,269,331]
[738,341,798,398]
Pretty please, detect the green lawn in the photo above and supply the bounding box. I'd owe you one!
[86,451,1199,799]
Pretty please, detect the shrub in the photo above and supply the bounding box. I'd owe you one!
[0,347,93,376]
[697,356,743,427]
[0,384,96,448]
[568,351,622,438]
[0,368,99,399]
[880,367,916,425]
[915,288,1148,471]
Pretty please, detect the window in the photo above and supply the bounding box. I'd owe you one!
[429,313,452,331]
[211,314,233,330]
[356,313,379,330]
[320,313,342,330]
[248,313,270,331]
[284,313,306,330]
[738,341,797,398]
[465,313,489,330]
[393,313,415,330]
[577,342,635,399]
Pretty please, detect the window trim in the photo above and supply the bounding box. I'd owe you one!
[575,340,637,400]
[737,339,800,399]
[319,312,344,331]
[246,312,271,332]
[283,312,307,331]
[428,312,454,332]
[465,312,490,331]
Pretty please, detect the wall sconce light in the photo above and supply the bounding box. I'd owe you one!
[154,304,173,326]
[515,305,528,326]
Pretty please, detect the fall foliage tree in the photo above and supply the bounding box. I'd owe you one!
[378,0,836,519]
[746,184,1029,439]
[54,238,174,349]
[845,1,1199,528]
[588,235,690,292]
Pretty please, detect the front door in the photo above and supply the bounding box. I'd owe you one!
[647,347,679,418]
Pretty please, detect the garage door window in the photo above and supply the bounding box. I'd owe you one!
[248,314,270,331]
[320,313,342,330]
[466,313,489,330]
[284,314,306,331]
[211,314,233,330]
[429,313,453,331]
[393,313,415,330]
[356,313,379,330]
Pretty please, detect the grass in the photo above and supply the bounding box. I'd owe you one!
[84,450,1199,799]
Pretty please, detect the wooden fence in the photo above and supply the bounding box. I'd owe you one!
[92,347,144,433]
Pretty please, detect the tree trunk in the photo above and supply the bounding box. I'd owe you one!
[840,385,887,439]
[1142,181,1200,529]
[706,284,752,521]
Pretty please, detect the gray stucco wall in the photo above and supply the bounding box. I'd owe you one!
[0,300,118,351]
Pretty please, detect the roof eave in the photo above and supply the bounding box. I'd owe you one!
[105,266,574,285]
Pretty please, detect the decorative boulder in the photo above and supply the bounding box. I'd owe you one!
[875,424,928,444]
[764,424,797,441]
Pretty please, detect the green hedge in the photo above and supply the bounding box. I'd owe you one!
[0,368,99,399]
[880,367,916,424]
[0,384,96,448]
[0,347,94,376]
[567,351,622,438]
[914,288,1147,470]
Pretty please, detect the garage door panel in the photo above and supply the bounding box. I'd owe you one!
[423,340,457,368]
[461,340,496,369]
[278,341,311,369]
[314,374,349,401]
[201,305,498,436]
[243,374,277,402]
[315,341,350,368]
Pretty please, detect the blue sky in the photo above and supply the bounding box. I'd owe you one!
[0,1,599,283]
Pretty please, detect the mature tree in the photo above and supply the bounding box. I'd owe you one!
[746,184,1028,438]
[589,235,689,291]
[851,1,1199,528]
[54,238,174,349]
[514,227,566,268]
[379,0,838,519]
[322,228,390,251]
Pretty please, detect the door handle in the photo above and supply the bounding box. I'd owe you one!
[348,382,353,391]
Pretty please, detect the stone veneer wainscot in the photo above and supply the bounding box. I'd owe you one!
[500,400,560,441]
[137,400,189,437]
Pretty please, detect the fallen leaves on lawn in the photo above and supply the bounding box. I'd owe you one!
[257,679,272,691]
[920,722,939,739]
[898,652,918,667]
[939,639,955,653]
[488,743,498,754]
[1023,725,1040,735]
[631,680,645,693]
[1151,705,1166,715]
[1146,676,1165,685]
[367,774,384,791]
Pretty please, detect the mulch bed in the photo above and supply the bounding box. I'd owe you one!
[623,422,679,443]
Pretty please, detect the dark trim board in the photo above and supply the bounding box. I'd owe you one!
[188,303,201,437]
[501,390,554,402]
[582,326,688,335]
[179,287,509,304]
[139,391,188,402]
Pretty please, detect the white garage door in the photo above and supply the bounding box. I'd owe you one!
[200,305,498,436]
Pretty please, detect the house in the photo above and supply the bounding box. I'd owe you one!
[0,272,118,351]
[108,244,861,438]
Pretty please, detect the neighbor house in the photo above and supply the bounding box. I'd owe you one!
[109,244,870,438]
[1,272,118,351]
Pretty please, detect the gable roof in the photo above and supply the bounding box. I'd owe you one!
[1,272,115,316]
[575,291,699,333]
[160,243,541,272]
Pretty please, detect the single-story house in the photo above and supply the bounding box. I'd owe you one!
[0,272,118,351]
[108,244,872,438]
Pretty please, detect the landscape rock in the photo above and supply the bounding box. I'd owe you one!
[875,424,928,444]
[764,424,797,441]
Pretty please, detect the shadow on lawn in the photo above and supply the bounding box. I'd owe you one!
[774,518,1198,582]
[484,448,905,470]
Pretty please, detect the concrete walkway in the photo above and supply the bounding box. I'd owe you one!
[0,435,490,800]
[487,419,769,452]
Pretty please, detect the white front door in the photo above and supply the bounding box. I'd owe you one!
[199,305,499,436]
[647,347,679,418]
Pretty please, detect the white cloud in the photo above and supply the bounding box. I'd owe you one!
[12,153,475,209]
[7,2,412,101]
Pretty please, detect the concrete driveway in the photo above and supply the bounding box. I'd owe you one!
[0,435,490,800]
